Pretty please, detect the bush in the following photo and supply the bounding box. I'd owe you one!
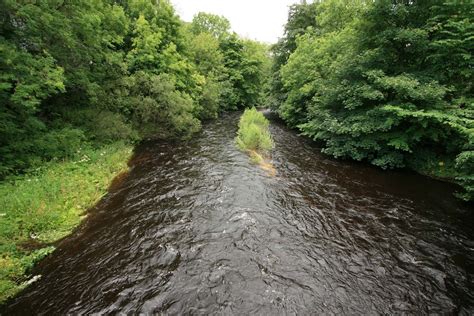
[236,108,273,153]
[455,151,474,201]
[60,108,138,144]
[0,127,86,178]
[34,127,85,160]
[195,79,221,120]
[127,72,201,140]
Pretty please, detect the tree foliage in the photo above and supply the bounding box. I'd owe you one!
[190,12,231,39]
[0,0,270,177]
[273,0,474,200]
[269,1,319,109]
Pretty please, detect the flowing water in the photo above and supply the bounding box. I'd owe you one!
[3,112,473,315]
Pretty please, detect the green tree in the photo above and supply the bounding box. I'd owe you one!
[270,1,319,109]
[0,0,270,177]
[0,0,128,175]
[190,12,231,39]
[186,32,225,119]
[276,0,473,200]
[219,35,270,110]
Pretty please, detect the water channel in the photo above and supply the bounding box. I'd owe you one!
[4,112,473,314]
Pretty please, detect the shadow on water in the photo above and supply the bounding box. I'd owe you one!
[3,112,473,315]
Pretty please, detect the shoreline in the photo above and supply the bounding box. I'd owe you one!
[0,143,133,303]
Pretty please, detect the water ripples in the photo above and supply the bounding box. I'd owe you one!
[3,112,473,315]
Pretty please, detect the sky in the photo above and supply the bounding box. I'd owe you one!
[170,0,301,44]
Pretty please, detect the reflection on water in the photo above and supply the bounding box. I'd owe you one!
[4,112,473,314]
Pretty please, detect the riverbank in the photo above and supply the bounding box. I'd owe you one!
[0,143,133,303]
[263,110,471,201]
[3,113,472,314]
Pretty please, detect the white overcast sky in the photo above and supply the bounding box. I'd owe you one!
[171,0,301,43]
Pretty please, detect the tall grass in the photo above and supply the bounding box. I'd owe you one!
[0,143,133,303]
[236,108,273,163]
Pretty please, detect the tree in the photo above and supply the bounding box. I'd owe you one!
[0,0,270,177]
[275,0,474,200]
[270,1,319,109]
[219,35,269,110]
[0,0,128,175]
[186,32,225,119]
[190,12,231,39]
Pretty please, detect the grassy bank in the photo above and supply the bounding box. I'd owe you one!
[0,143,133,303]
[236,108,274,166]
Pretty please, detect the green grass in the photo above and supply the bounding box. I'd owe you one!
[236,108,273,162]
[0,142,133,304]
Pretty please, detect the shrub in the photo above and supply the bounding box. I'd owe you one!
[195,79,221,120]
[60,108,138,144]
[33,127,85,160]
[0,127,86,178]
[127,72,201,140]
[236,108,273,153]
[455,151,474,201]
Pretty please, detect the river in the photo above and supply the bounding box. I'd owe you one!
[3,112,473,314]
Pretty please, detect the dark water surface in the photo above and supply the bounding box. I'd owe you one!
[4,112,473,315]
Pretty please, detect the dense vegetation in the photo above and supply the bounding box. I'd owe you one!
[271,0,473,201]
[0,0,270,177]
[0,143,132,302]
[0,0,270,303]
[236,108,273,163]
[1,0,472,305]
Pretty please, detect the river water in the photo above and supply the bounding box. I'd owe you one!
[4,112,473,314]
